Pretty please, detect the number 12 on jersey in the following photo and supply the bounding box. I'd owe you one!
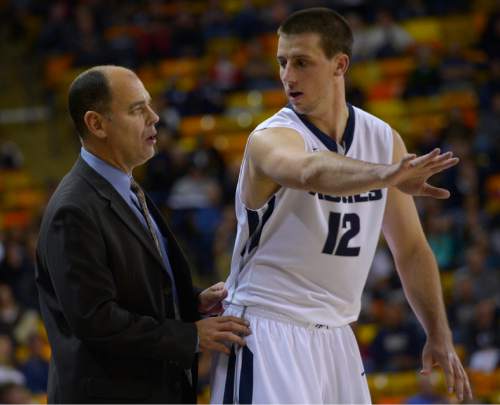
[322,212,360,256]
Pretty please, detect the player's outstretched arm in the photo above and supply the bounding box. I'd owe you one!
[247,127,458,199]
[382,132,472,402]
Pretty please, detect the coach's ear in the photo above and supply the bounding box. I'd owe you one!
[84,110,108,139]
[334,53,349,76]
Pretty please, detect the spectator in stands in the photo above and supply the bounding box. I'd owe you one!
[447,275,476,344]
[241,38,279,90]
[478,11,500,59]
[403,45,441,98]
[136,16,172,62]
[0,230,38,310]
[171,11,204,57]
[260,0,290,32]
[477,58,500,109]
[0,334,24,386]
[394,0,429,19]
[0,284,39,346]
[456,245,499,302]
[232,0,264,39]
[0,142,23,170]
[439,42,475,92]
[37,2,74,54]
[162,77,188,119]
[183,75,225,116]
[213,205,237,279]
[366,243,395,292]
[168,156,223,280]
[0,382,31,404]
[201,0,232,40]
[19,333,49,394]
[211,50,242,92]
[345,12,372,62]
[440,133,478,213]
[423,201,459,270]
[465,299,500,372]
[370,297,424,372]
[363,9,414,58]
[475,91,500,158]
[143,124,180,209]
[0,232,4,265]
[72,5,109,67]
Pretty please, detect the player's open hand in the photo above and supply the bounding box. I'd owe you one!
[195,316,251,355]
[420,335,473,402]
[198,282,228,315]
[386,148,459,198]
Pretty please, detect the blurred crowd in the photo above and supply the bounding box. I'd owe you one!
[0,0,499,403]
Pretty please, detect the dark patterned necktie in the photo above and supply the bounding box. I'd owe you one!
[130,179,181,321]
[130,179,163,258]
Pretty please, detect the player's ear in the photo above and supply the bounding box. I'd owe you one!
[334,53,349,76]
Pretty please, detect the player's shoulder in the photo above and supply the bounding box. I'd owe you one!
[254,106,300,132]
[352,104,392,131]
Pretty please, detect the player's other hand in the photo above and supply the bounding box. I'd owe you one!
[385,148,459,198]
[195,316,251,355]
[420,334,473,402]
[198,282,228,315]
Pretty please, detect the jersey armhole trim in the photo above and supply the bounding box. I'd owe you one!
[238,124,306,212]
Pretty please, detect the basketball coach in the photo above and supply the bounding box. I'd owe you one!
[35,65,250,403]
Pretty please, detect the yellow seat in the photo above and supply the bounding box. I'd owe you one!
[356,323,378,347]
[440,90,478,110]
[440,15,479,47]
[261,89,287,109]
[44,54,74,88]
[402,17,442,44]
[366,99,406,120]
[349,61,381,90]
[440,271,455,303]
[158,58,200,79]
[378,57,415,79]
[180,115,216,137]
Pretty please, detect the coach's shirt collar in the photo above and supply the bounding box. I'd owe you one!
[80,147,133,206]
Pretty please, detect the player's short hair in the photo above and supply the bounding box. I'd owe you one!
[68,67,112,139]
[278,7,353,59]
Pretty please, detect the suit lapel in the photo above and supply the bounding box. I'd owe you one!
[73,158,166,270]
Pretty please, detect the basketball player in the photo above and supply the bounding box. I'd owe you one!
[211,8,473,404]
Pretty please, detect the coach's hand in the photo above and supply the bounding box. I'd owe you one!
[386,148,459,198]
[195,316,251,355]
[420,334,473,402]
[198,282,228,315]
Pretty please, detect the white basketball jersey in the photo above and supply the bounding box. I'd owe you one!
[226,104,393,327]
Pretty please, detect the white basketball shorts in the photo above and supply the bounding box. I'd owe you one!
[210,304,371,404]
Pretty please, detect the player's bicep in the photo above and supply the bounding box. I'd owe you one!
[247,127,309,189]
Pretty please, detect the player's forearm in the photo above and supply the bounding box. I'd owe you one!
[395,243,451,339]
[299,151,390,196]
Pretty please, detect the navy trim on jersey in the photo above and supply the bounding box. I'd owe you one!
[286,103,356,154]
[223,346,236,404]
[241,210,259,256]
[248,195,276,253]
[239,346,254,404]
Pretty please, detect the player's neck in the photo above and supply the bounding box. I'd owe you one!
[307,96,349,144]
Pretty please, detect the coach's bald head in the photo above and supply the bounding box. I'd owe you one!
[68,65,137,139]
